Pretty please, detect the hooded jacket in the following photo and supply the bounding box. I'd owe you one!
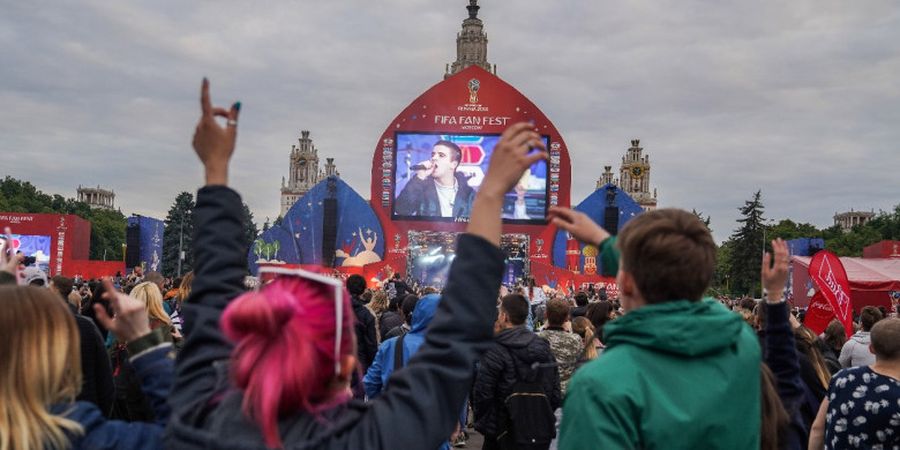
[364,293,441,398]
[473,325,561,439]
[559,299,761,450]
[838,331,875,368]
[165,186,505,450]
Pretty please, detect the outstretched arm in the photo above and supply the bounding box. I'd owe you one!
[548,207,617,275]
[760,239,806,413]
[313,123,546,449]
[169,79,245,411]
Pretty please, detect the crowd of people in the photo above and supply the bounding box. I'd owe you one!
[1,79,898,449]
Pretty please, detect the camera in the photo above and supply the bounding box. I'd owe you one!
[22,256,37,266]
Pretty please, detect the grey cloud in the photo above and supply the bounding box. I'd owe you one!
[2,1,898,243]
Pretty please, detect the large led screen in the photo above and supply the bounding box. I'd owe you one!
[0,234,52,273]
[392,132,549,223]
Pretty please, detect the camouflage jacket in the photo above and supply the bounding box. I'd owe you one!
[538,328,584,395]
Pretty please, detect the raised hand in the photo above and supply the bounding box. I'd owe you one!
[192,78,240,186]
[467,123,547,245]
[479,123,547,200]
[1,227,24,283]
[94,278,152,343]
[761,238,790,302]
[548,206,610,247]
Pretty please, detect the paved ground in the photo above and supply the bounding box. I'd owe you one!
[463,429,484,448]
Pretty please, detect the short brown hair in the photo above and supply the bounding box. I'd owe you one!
[859,306,883,331]
[616,209,716,304]
[546,298,570,326]
[50,275,74,298]
[870,318,900,360]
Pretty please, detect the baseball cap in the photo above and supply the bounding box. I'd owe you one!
[22,266,48,287]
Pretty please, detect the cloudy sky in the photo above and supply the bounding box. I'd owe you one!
[3,0,898,242]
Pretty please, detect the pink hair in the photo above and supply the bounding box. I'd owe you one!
[221,276,356,449]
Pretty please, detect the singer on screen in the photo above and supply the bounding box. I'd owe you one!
[394,140,476,219]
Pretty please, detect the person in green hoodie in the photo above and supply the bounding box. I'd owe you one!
[548,206,761,450]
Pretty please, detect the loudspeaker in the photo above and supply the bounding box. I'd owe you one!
[604,206,619,236]
[125,224,141,268]
[322,198,338,267]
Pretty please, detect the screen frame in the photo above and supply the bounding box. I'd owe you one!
[390,131,550,225]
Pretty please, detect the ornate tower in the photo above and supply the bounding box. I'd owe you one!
[444,0,496,78]
[280,130,330,216]
[618,139,657,211]
[596,165,617,189]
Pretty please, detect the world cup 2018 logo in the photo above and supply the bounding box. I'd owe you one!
[467,78,480,103]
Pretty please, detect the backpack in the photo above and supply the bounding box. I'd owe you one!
[498,347,556,450]
[108,342,155,422]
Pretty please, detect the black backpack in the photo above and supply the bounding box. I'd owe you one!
[498,348,556,450]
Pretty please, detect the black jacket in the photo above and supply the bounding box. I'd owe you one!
[570,305,587,318]
[379,310,403,338]
[763,301,812,450]
[473,326,561,438]
[352,296,378,369]
[394,172,476,219]
[165,185,504,450]
[75,313,115,416]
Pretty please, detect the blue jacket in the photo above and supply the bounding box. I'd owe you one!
[53,338,173,450]
[364,293,441,398]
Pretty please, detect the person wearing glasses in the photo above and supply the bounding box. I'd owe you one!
[165,79,547,449]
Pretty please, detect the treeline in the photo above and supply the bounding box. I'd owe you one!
[714,190,900,297]
[0,176,126,261]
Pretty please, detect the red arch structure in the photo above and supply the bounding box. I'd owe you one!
[369,66,573,281]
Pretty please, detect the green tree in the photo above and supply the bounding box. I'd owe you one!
[727,191,766,297]
[0,176,55,212]
[162,192,195,277]
[766,219,822,241]
[691,209,712,234]
[88,209,127,260]
[825,225,883,256]
[711,239,734,295]
[241,202,259,255]
[0,176,126,259]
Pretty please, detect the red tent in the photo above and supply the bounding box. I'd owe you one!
[791,255,900,312]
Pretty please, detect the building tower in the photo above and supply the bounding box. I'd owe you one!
[618,139,657,211]
[444,0,496,78]
[77,185,116,210]
[597,165,618,189]
[280,130,339,216]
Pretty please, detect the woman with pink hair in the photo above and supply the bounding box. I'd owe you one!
[165,79,547,449]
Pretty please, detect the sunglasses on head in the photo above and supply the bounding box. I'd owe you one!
[256,266,345,377]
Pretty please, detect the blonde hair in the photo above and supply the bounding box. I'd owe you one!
[571,317,598,361]
[0,286,83,450]
[368,290,390,316]
[131,281,171,326]
[66,290,82,311]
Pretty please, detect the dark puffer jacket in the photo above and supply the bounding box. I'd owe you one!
[473,326,561,438]
[165,185,505,450]
[351,296,378,370]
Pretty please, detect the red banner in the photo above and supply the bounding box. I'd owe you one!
[808,251,854,338]
[803,291,834,335]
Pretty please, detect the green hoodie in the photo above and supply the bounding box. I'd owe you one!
[559,299,761,450]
